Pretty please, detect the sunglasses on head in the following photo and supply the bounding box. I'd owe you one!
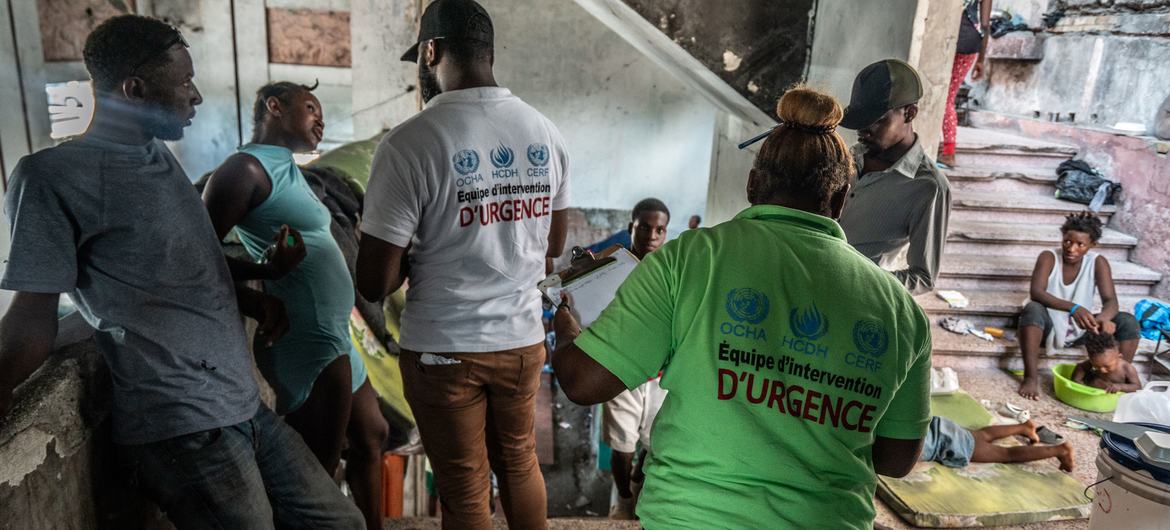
[130,25,189,75]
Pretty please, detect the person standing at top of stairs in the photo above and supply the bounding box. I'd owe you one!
[837,59,953,296]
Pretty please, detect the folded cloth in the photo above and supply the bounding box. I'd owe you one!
[931,367,961,395]
[937,290,970,309]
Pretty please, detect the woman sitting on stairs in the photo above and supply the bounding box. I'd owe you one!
[1016,211,1141,400]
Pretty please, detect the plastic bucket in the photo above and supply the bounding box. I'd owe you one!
[1052,364,1122,412]
[1088,423,1170,529]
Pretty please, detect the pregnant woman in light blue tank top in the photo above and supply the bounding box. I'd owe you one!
[202,82,386,529]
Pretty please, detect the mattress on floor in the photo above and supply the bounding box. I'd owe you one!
[876,391,1091,528]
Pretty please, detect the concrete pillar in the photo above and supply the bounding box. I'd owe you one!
[351,0,420,139]
[705,112,757,224]
[0,0,28,181]
[232,0,269,145]
[907,0,963,157]
[808,0,961,156]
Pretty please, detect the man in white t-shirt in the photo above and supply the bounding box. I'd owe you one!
[355,1,568,528]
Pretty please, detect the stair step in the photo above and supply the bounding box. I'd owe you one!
[952,191,1116,225]
[944,166,1058,195]
[954,127,1076,173]
[917,289,1151,318]
[937,254,1161,295]
[928,321,1155,374]
[946,220,1135,260]
[916,289,1152,329]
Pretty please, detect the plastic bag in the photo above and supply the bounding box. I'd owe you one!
[1054,160,1121,206]
[1113,381,1170,424]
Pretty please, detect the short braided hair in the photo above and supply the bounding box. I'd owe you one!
[1061,211,1103,242]
[251,80,319,141]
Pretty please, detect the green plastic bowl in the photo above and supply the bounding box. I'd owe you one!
[1051,363,1122,413]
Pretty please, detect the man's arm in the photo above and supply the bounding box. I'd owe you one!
[356,235,410,303]
[0,292,61,419]
[893,181,949,295]
[872,436,925,478]
[546,209,569,274]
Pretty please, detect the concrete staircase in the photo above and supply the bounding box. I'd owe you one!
[919,127,1163,372]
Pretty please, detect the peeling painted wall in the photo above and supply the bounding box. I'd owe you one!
[37,0,134,62]
[0,341,168,530]
[266,7,351,67]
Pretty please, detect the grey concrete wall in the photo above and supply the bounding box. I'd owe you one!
[0,0,359,183]
[972,2,1170,133]
[807,0,961,156]
[0,340,169,530]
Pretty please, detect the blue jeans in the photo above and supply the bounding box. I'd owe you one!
[118,404,363,529]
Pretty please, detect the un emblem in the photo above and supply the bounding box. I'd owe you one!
[453,149,480,175]
[852,320,889,357]
[725,288,770,325]
[790,305,829,341]
[527,143,550,167]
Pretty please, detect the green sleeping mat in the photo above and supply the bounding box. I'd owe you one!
[876,391,1090,527]
[349,308,414,429]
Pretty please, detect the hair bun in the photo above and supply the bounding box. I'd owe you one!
[775,86,844,132]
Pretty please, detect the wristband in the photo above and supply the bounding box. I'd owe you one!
[1069,304,1081,316]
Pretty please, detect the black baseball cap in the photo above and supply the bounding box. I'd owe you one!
[400,0,494,63]
[840,59,923,130]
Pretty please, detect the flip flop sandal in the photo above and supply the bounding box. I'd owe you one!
[1036,426,1065,445]
[997,402,1031,423]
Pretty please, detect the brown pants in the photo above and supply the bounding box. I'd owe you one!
[400,343,548,530]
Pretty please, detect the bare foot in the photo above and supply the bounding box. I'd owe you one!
[938,154,956,167]
[1056,442,1075,472]
[1021,419,1040,444]
[1018,376,1040,400]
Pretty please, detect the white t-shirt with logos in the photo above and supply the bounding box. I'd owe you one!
[362,87,571,353]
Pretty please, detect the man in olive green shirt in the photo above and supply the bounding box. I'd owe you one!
[552,86,931,529]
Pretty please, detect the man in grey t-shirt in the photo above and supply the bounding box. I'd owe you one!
[0,16,361,528]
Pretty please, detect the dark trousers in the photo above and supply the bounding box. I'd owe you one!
[119,404,364,530]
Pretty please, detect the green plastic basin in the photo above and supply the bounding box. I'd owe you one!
[1051,363,1122,413]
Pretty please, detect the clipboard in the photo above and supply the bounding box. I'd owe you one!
[538,244,640,327]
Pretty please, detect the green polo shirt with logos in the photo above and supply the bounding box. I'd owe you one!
[575,204,932,529]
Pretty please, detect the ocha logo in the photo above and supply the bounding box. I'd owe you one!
[725,288,770,325]
[789,304,829,341]
[490,142,515,169]
[527,143,550,167]
[852,320,889,357]
[453,149,480,175]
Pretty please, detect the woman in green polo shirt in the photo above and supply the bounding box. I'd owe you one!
[553,86,933,529]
